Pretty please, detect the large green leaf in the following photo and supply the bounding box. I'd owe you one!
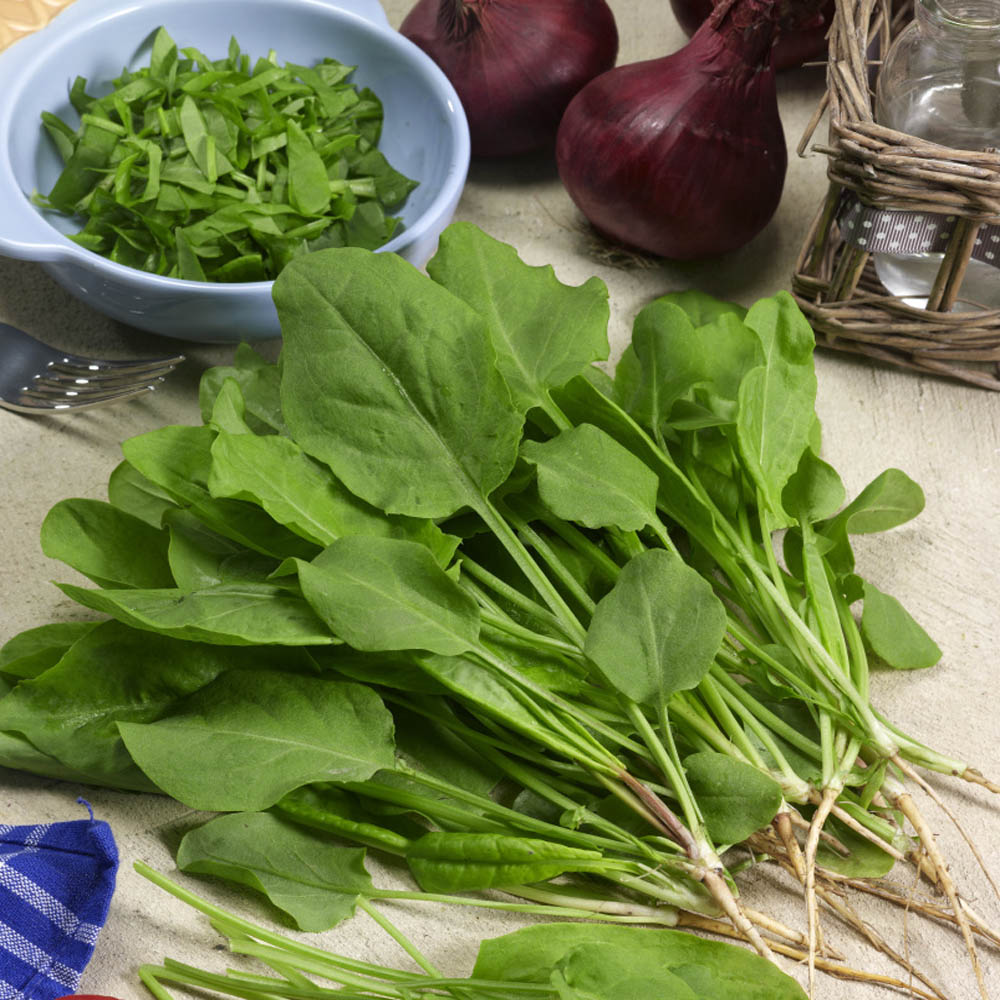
[654,289,747,328]
[40,499,174,589]
[0,729,133,788]
[199,343,286,435]
[119,669,395,810]
[819,468,926,574]
[0,622,100,680]
[298,537,479,655]
[521,424,659,532]
[177,811,372,930]
[392,705,501,798]
[824,467,925,536]
[614,301,759,435]
[0,621,275,787]
[550,377,719,549]
[473,923,808,999]
[736,292,817,522]
[165,512,278,592]
[275,247,523,519]
[781,448,846,525]
[122,425,315,559]
[57,582,334,647]
[107,460,177,528]
[209,426,455,562]
[585,550,727,706]
[426,222,609,414]
[551,944,700,1000]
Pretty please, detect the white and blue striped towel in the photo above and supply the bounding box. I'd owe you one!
[0,803,118,1000]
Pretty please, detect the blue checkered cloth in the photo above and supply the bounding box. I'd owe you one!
[0,802,119,1000]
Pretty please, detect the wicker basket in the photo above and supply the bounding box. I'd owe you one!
[791,0,1000,390]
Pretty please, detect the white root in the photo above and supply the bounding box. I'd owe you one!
[701,868,777,962]
[805,786,840,996]
[895,756,1000,904]
[892,787,990,1000]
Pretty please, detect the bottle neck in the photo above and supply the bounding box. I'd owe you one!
[915,0,1000,51]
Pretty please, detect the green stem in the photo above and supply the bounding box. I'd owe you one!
[472,644,647,770]
[357,898,440,978]
[836,588,870,702]
[669,694,746,759]
[460,736,661,860]
[709,664,825,763]
[538,514,624,583]
[625,701,711,863]
[695,676,766,769]
[647,518,680,557]
[134,864,414,985]
[605,527,646,563]
[459,556,567,636]
[369,886,678,923]
[502,507,597,619]
[476,498,588,645]
[370,769,636,855]
[479,610,585,661]
[224,940,410,993]
[679,455,897,755]
[145,961,349,1000]
[708,678,813,801]
[507,883,679,924]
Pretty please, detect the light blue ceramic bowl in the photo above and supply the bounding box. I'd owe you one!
[0,0,469,342]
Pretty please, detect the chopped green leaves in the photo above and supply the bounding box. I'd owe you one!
[35,27,417,281]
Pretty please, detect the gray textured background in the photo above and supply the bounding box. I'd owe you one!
[2,2,999,997]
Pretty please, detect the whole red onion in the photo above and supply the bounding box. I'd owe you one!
[669,0,834,70]
[556,0,787,260]
[399,0,619,157]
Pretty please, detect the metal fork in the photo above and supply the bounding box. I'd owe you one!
[0,323,185,414]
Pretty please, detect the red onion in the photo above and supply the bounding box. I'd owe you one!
[555,0,787,260]
[669,0,833,70]
[399,0,619,157]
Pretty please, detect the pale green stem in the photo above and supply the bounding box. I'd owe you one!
[696,675,767,769]
[477,498,588,645]
[356,898,439,978]
[459,555,568,637]
[502,507,597,618]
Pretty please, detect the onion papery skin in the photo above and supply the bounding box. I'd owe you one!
[400,0,619,157]
[555,0,787,260]
[669,0,834,70]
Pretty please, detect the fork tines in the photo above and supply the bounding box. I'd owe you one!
[16,354,184,411]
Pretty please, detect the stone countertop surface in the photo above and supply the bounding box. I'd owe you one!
[1,2,999,998]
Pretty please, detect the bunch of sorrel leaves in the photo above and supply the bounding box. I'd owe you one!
[34,27,417,281]
[1,223,997,996]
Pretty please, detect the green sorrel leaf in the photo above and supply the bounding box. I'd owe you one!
[585,549,727,705]
[426,222,610,414]
[177,810,373,930]
[119,669,394,810]
[298,537,479,655]
[275,247,524,520]
[521,423,659,531]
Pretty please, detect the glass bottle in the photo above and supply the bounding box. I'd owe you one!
[874,0,1000,310]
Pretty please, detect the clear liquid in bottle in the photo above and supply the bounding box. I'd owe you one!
[874,0,1000,310]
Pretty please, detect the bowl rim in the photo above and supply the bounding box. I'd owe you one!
[0,0,470,295]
